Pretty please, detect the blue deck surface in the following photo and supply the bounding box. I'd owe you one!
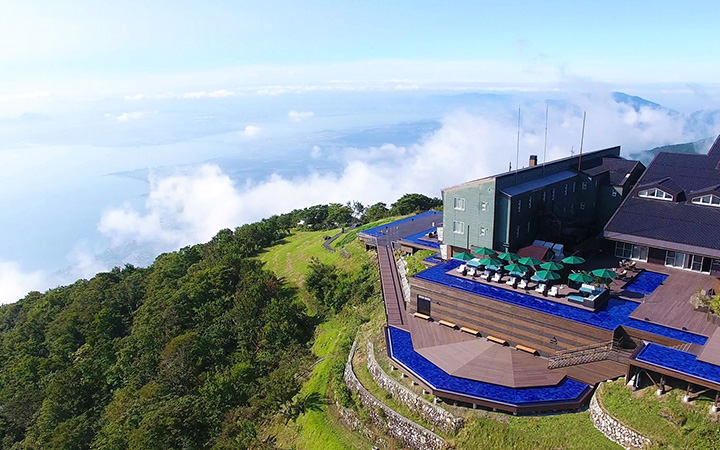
[624,271,668,295]
[635,343,720,385]
[387,327,590,405]
[423,253,443,264]
[414,260,708,345]
[401,228,440,249]
[623,319,707,345]
[360,211,442,237]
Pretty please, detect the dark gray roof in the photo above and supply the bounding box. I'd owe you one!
[637,177,685,198]
[604,136,720,255]
[501,170,576,196]
[582,157,642,187]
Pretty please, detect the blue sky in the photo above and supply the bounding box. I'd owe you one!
[2,1,720,91]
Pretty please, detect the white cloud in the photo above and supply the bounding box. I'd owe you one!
[166,89,237,99]
[288,110,314,122]
[0,261,47,305]
[124,93,146,101]
[116,111,155,121]
[243,125,261,137]
[95,91,719,259]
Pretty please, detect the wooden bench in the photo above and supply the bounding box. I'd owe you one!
[515,344,538,355]
[413,312,431,321]
[486,335,507,346]
[438,320,457,329]
[460,326,480,336]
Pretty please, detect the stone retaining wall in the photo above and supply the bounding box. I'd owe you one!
[344,340,447,450]
[366,341,464,433]
[589,386,651,450]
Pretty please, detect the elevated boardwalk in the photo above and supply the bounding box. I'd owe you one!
[378,245,407,328]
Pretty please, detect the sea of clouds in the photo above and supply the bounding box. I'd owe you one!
[1,90,719,304]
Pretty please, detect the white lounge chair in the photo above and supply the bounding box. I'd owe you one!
[505,276,516,286]
[467,267,476,277]
[517,279,528,289]
[480,270,490,280]
[535,283,546,294]
[492,272,502,282]
[548,286,559,297]
[456,264,466,273]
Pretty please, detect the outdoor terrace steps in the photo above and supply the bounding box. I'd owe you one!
[548,340,634,370]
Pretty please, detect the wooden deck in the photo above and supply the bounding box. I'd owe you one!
[698,328,720,365]
[378,245,407,328]
[555,360,628,385]
[406,316,566,388]
[628,264,718,337]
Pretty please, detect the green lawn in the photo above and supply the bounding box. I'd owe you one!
[598,379,720,449]
[259,227,366,288]
[259,226,381,450]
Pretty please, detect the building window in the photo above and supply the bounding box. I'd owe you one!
[564,184,568,196]
[480,226,486,237]
[528,196,532,209]
[453,197,466,210]
[595,179,598,186]
[573,182,576,193]
[481,201,488,211]
[638,188,673,201]
[453,221,465,234]
[615,242,648,261]
[691,194,720,207]
[580,202,585,210]
[516,226,520,238]
[543,191,546,203]
[666,251,708,272]
[552,188,556,201]
[612,190,618,198]
[527,221,531,233]
[582,182,588,190]
[570,204,574,215]
[517,200,521,212]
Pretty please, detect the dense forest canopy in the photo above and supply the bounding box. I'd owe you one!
[0,195,439,449]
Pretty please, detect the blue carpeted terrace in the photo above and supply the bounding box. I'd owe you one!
[624,271,668,296]
[360,211,442,237]
[387,327,590,406]
[635,343,720,385]
[400,228,440,249]
[414,260,708,345]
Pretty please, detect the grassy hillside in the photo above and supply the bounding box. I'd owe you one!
[599,379,720,449]
[257,224,384,450]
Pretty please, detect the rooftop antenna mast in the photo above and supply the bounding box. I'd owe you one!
[578,111,586,172]
[515,105,521,183]
[543,103,548,176]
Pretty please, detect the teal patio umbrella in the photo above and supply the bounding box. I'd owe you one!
[498,252,519,262]
[562,255,586,265]
[479,256,503,267]
[568,272,594,283]
[591,268,617,280]
[473,247,496,256]
[504,263,529,274]
[540,261,564,271]
[533,270,561,282]
[453,252,474,261]
[518,256,543,267]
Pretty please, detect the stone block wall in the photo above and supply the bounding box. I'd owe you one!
[344,340,448,450]
[589,387,651,450]
[366,341,464,433]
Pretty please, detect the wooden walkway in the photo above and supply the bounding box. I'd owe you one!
[378,245,407,328]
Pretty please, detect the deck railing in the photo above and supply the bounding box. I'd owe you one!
[548,340,634,369]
